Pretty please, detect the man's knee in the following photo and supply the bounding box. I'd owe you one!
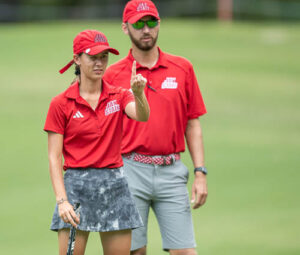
[169,248,197,255]
[131,246,147,255]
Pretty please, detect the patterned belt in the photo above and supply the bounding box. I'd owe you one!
[123,152,180,166]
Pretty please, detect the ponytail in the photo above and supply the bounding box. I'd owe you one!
[70,53,82,85]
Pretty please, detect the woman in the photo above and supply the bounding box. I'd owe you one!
[44,29,149,255]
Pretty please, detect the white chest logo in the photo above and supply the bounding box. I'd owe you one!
[105,100,120,116]
[73,111,84,118]
[161,77,178,89]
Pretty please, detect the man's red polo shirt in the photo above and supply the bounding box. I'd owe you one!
[44,80,134,170]
[103,48,206,155]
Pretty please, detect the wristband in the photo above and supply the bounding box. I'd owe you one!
[194,166,207,175]
[57,198,67,205]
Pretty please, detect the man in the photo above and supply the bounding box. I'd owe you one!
[104,1,208,254]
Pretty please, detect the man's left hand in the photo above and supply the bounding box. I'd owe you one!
[191,172,208,209]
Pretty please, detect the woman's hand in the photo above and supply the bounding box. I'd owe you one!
[58,201,80,228]
[130,61,147,97]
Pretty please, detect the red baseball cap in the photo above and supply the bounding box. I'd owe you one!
[59,30,119,74]
[123,0,160,24]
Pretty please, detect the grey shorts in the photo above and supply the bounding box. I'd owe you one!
[50,168,143,232]
[122,158,196,251]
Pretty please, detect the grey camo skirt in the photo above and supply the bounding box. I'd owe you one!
[50,168,143,232]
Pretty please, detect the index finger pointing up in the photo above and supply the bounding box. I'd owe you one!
[132,60,136,77]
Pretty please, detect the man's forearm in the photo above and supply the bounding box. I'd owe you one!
[185,118,205,168]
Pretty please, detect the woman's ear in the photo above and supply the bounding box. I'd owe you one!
[73,54,80,65]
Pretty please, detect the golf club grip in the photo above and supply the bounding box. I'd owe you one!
[66,203,80,255]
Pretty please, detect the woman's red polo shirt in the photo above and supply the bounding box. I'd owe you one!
[44,80,134,170]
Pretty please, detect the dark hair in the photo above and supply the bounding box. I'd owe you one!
[75,64,80,75]
[74,52,83,76]
[71,53,82,85]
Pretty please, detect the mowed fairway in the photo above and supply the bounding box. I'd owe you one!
[0,19,299,255]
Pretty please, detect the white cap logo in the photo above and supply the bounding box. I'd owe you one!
[137,3,150,11]
[85,48,91,53]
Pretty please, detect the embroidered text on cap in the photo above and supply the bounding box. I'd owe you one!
[95,34,107,43]
[137,2,150,11]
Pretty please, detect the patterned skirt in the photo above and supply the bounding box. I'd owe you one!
[50,168,143,232]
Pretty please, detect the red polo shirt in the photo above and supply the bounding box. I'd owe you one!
[44,80,134,170]
[103,48,206,155]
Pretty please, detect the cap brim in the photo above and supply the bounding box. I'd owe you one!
[86,45,119,55]
[128,13,160,24]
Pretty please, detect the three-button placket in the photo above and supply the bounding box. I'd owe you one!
[144,70,156,95]
[76,97,102,134]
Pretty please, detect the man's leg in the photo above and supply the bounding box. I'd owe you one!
[123,158,154,253]
[152,160,197,252]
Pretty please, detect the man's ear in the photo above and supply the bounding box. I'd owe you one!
[122,23,129,35]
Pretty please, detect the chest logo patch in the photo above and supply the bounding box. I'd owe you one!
[73,111,84,118]
[105,100,120,116]
[161,77,178,89]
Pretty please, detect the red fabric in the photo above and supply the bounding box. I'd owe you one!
[44,80,134,170]
[123,0,160,23]
[104,48,207,156]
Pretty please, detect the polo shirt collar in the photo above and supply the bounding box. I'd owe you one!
[65,80,119,101]
[65,81,80,99]
[127,47,168,70]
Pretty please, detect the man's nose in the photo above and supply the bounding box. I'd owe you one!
[142,24,150,33]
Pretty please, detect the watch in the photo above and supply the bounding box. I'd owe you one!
[194,166,207,175]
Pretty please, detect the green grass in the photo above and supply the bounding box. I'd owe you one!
[0,19,299,254]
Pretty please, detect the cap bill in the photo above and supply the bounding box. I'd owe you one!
[85,45,119,56]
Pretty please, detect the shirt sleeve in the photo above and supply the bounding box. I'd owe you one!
[186,64,207,119]
[121,88,135,110]
[43,97,66,134]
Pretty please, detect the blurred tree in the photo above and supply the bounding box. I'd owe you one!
[218,0,233,21]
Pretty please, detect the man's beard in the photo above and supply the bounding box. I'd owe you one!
[128,30,158,51]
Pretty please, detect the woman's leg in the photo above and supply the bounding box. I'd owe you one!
[58,228,90,255]
[100,229,131,255]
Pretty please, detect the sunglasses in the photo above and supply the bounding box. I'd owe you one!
[131,19,158,30]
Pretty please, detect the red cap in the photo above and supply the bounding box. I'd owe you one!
[59,30,119,74]
[123,0,160,24]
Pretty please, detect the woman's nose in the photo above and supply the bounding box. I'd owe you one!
[95,58,103,65]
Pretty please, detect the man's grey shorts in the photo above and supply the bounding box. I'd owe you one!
[123,157,196,251]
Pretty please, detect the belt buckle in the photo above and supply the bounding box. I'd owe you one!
[170,154,176,165]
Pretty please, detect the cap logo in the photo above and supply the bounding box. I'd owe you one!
[137,2,150,11]
[94,34,107,43]
[85,48,91,53]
